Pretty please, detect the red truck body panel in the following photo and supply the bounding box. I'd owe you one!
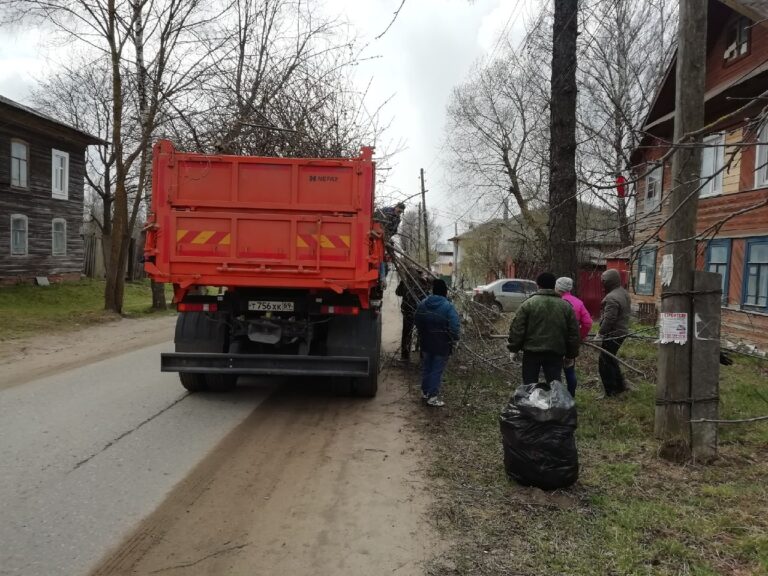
[145,140,383,306]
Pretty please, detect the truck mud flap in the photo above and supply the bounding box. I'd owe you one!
[161,352,369,377]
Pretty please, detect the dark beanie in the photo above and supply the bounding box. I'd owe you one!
[536,272,556,289]
[432,278,448,297]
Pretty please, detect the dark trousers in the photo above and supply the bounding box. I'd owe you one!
[521,352,563,385]
[599,337,626,395]
[563,363,577,397]
[421,352,448,397]
[401,311,415,359]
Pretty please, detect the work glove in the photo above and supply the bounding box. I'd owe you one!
[509,352,521,363]
[563,357,575,368]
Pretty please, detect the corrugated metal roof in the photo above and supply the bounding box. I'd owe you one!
[0,94,106,145]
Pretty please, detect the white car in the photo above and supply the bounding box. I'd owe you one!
[473,278,538,312]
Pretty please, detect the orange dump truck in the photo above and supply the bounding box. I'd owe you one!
[144,140,384,396]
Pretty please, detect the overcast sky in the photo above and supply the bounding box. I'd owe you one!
[0,0,533,241]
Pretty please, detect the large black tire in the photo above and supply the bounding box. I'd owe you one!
[174,312,237,393]
[353,313,381,398]
[326,310,381,398]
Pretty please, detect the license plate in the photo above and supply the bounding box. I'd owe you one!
[248,300,295,312]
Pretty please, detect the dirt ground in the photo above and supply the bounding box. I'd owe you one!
[85,298,439,575]
[0,315,176,390]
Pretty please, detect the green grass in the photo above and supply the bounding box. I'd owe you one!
[422,338,768,576]
[0,279,174,340]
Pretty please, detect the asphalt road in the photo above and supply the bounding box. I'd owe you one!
[0,341,270,576]
[1,287,434,576]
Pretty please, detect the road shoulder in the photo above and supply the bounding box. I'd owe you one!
[0,314,176,390]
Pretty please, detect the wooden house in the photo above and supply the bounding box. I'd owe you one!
[0,95,104,284]
[627,0,768,349]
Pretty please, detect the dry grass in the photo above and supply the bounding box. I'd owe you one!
[417,334,768,576]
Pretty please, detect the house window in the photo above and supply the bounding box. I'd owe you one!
[645,164,662,212]
[756,122,768,188]
[10,214,28,256]
[11,140,28,188]
[636,248,656,295]
[51,149,69,199]
[706,239,731,303]
[743,238,768,310]
[700,134,724,198]
[724,16,750,62]
[52,218,67,256]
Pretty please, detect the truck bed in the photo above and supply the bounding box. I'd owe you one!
[144,140,381,298]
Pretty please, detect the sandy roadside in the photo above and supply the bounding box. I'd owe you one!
[0,315,177,390]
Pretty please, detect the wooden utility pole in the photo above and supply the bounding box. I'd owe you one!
[416,202,422,263]
[655,0,709,460]
[548,0,578,281]
[420,168,430,269]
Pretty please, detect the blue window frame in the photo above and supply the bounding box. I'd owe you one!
[636,248,656,295]
[706,239,731,304]
[742,237,768,311]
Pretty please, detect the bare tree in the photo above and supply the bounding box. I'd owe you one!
[3,0,234,312]
[163,0,388,160]
[399,207,440,266]
[578,0,677,247]
[445,54,550,255]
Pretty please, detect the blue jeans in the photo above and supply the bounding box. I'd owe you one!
[563,363,577,397]
[421,352,448,398]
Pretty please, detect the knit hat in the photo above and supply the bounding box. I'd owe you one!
[555,277,573,293]
[432,278,448,297]
[601,268,621,290]
[536,272,556,289]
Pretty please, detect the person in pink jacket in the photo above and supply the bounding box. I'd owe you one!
[555,277,593,397]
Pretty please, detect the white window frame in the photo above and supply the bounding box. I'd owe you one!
[700,134,725,198]
[51,149,70,200]
[11,139,29,188]
[10,214,28,256]
[52,218,67,256]
[755,123,768,189]
[724,16,750,61]
[645,164,663,212]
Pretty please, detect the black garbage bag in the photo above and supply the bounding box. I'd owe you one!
[500,380,579,490]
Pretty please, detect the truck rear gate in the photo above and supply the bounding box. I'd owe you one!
[144,140,380,304]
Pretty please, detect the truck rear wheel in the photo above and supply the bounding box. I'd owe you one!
[353,313,381,398]
[326,310,381,398]
[174,312,237,393]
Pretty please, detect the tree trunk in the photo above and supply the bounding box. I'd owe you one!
[151,281,167,310]
[548,0,579,282]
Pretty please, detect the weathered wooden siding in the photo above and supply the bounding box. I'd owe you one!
[697,188,768,236]
[0,125,87,281]
[723,127,742,194]
[705,10,768,92]
[722,308,768,349]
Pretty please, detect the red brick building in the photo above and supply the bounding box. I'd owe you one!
[627,0,768,350]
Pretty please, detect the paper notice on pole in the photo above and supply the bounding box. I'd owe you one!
[660,254,674,287]
[660,312,688,344]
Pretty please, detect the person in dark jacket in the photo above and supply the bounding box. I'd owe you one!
[415,278,460,407]
[507,272,580,385]
[396,271,430,361]
[598,268,631,396]
[375,202,406,238]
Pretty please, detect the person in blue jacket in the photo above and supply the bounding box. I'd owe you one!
[415,278,460,407]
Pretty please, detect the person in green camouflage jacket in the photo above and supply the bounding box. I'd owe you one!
[507,272,581,385]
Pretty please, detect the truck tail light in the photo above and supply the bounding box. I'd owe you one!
[320,305,359,315]
[178,302,218,312]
